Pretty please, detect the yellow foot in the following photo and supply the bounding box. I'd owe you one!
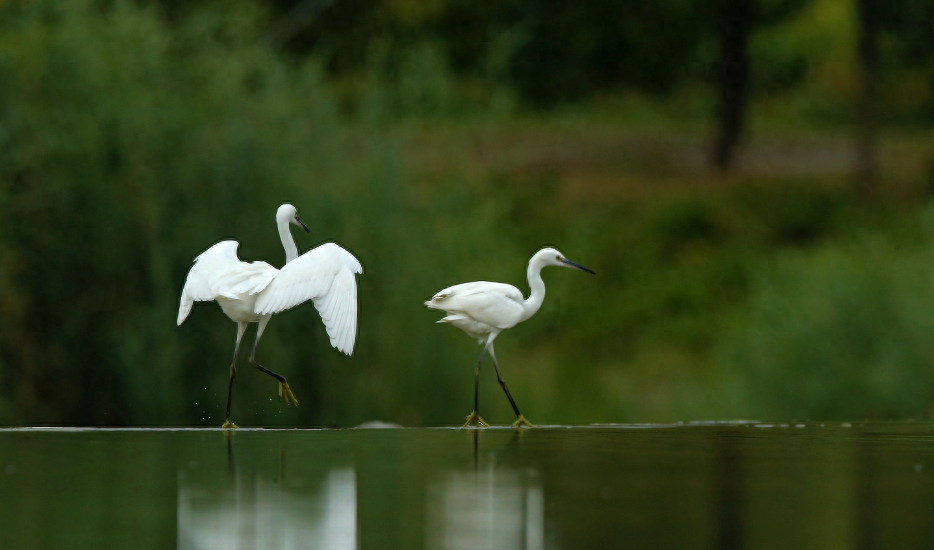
[462,411,490,428]
[512,415,534,428]
[221,420,239,429]
[279,381,299,406]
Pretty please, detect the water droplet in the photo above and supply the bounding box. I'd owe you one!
[4,465,15,475]
[915,464,923,473]
[841,423,852,428]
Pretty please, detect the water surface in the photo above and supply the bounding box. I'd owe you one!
[2,422,933,549]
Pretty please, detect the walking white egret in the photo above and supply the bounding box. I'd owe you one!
[177,203,363,429]
[425,247,594,428]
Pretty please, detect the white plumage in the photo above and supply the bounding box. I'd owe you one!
[427,282,526,342]
[177,241,277,325]
[253,243,362,354]
[177,203,363,428]
[178,241,361,355]
[426,247,594,428]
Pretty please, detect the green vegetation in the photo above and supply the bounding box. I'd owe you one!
[723,209,934,420]
[1,0,934,426]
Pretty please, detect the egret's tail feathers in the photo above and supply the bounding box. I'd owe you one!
[425,293,451,309]
[437,314,468,324]
[177,295,193,326]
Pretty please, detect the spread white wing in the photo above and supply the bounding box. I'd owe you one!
[177,241,278,325]
[425,281,526,330]
[254,243,363,355]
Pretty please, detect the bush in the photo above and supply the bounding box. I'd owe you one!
[721,210,934,420]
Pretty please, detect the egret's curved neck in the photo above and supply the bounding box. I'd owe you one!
[278,219,298,264]
[522,260,546,321]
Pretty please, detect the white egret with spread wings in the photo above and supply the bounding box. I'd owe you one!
[177,203,363,429]
[425,247,594,428]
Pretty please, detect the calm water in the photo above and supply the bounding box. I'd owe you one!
[1,422,934,549]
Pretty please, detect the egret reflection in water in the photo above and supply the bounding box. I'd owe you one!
[177,463,357,550]
[8,425,930,550]
[176,430,547,550]
[426,434,547,550]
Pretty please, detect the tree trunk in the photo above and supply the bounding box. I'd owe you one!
[855,0,878,201]
[713,0,752,171]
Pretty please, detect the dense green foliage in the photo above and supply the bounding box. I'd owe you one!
[1,0,934,426]
[723,210,934,420]
[0,0,412,424]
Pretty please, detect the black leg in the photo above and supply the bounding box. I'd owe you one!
[250,356,287,384]
[490,348,523,418]
[463,345,490,427]
[473,345,488,413]
[226,364,236,420]
[224,323,247,428]
[248,319,299,406]
[249,357,299,405]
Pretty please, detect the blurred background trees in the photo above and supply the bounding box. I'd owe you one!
[2,0,934,426]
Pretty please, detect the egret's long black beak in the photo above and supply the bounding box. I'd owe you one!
[294,217,310,233]
[562,258,595,274]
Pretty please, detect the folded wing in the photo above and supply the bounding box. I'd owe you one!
[254,243,363,355]
[425,281,526,330]
[177,241,278,325]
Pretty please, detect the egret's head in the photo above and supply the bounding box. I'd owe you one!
[276,203,309,233]
[533,247,595,274]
